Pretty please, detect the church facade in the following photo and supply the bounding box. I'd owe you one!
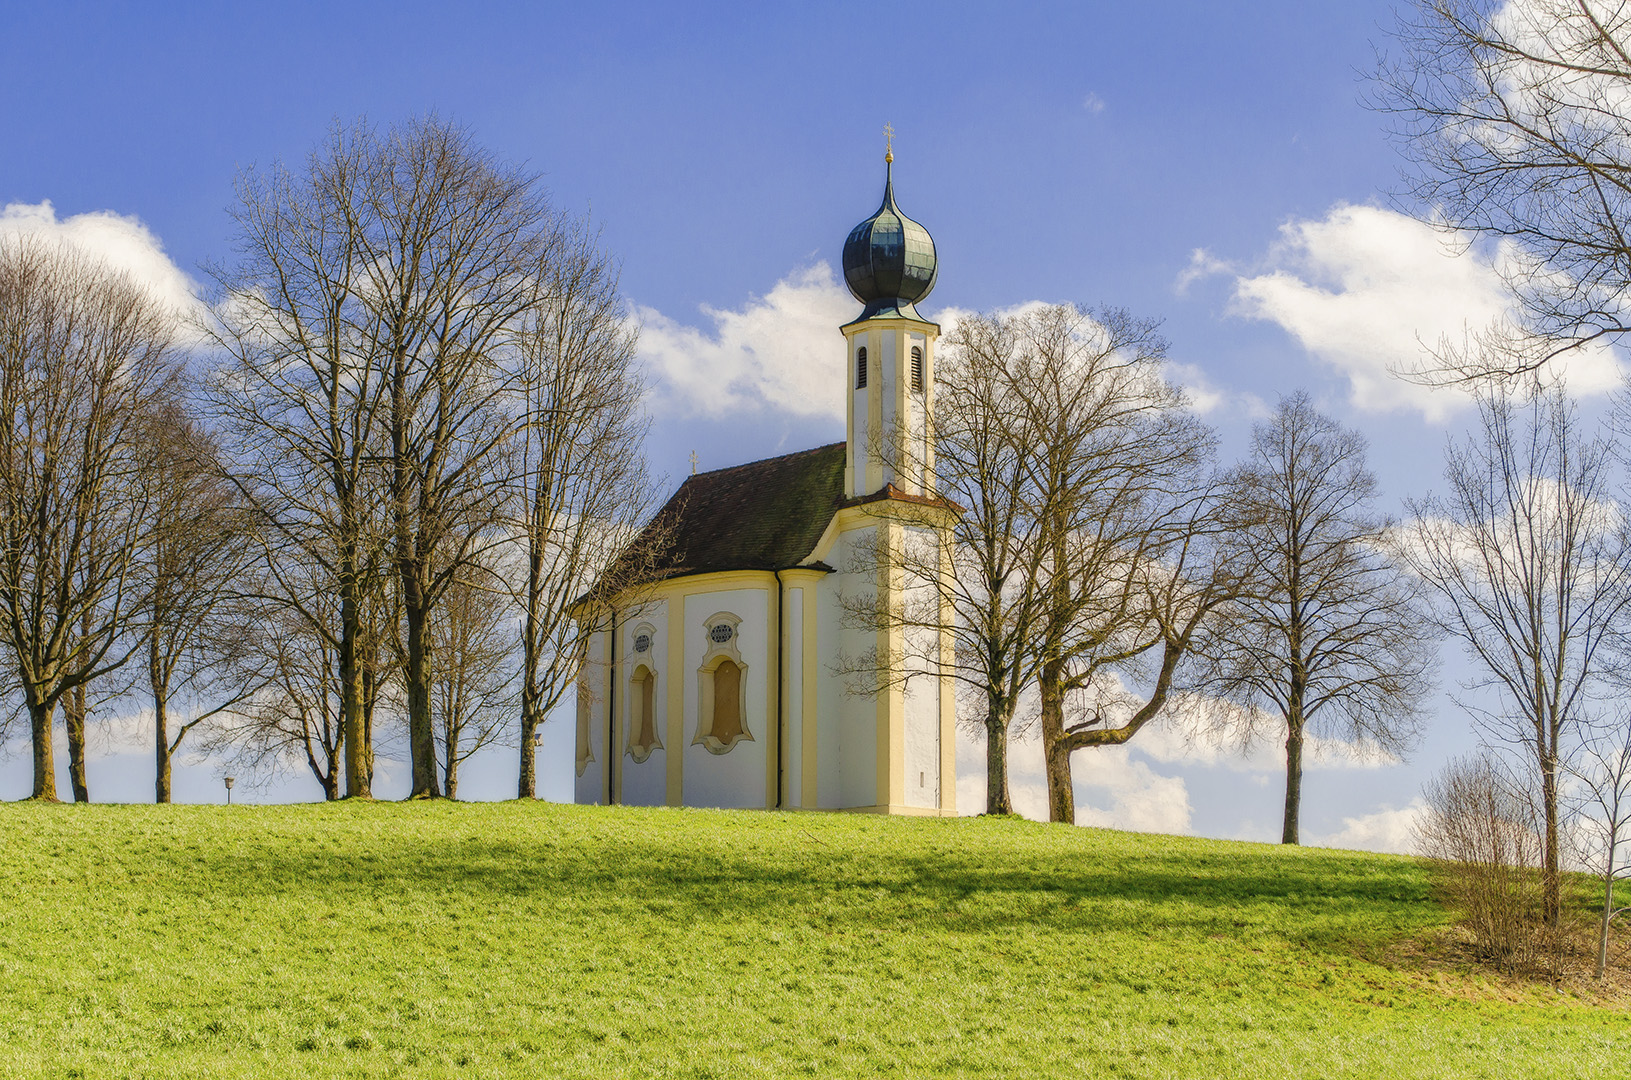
[574,150,958,815]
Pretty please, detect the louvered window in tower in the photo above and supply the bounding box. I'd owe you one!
[856,346,868,389]
[910,346,924,393]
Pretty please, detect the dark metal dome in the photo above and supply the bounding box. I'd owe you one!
[841,160,937,320]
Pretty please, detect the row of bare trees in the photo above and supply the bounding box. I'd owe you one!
[0,117,653,803]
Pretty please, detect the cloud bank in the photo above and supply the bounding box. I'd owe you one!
[1191,203,1623,419]
[0,201,205,332]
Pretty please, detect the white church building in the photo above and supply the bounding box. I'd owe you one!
[574,149,958,815]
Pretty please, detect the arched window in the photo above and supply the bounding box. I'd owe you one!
[695,612,752,753]
[710,660,743,743]
[574,678,594,777]
[627,663,661,762]
[910,346,924,393]
[856,346,868,389]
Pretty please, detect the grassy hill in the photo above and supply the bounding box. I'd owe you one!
[0,802,1623,1079]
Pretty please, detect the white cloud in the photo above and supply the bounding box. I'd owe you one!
[1072,747,1193,833]
[1221,204,1622,419]
[0,200,206,334]
[1309,798,1425,855]
[1082,92,1107,115]
[635,262,854,420]
[1166,360,1268,418]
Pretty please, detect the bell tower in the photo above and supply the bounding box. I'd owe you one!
[840,134,939,499]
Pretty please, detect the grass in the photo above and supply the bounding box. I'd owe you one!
[0,802,1625,1079]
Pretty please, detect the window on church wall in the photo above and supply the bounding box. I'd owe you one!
[695,612,752,753]
[910,346,924,393]
[574,676,594,777]
[627,663,661,763]
[855,346,868,389]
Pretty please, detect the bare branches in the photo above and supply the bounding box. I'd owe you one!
[1201,391,1438,843]
[1376,1,1631,378]
[1404,383,1631,919]
[0,236,182,801]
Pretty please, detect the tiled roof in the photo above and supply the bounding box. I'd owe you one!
[630,442,848,583]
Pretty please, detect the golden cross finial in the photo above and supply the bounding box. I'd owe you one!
[883,123,895,164]
[690,450,698,475]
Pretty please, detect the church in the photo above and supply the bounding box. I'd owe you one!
[574,146,958,815]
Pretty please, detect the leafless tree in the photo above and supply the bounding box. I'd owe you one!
[0,237,181,801]
[1405,384,1631,920]
[138,405,263,803]
[425,560,516,799]
[208,124,391,799]
[1375,0,1631,379]
[208,553,398,800]
[1007,306,1232,825]
[1564,717,1631,978]
[508,219,655,799]
[1203,392,1438,844]
[355,117,568,799]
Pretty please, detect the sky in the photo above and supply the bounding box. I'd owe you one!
[1,0,1609,850]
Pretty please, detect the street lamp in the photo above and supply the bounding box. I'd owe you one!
[224,776,235,805]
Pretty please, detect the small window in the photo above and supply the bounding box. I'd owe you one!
[709,623,734,644]
[910,346,924,393]
[633,633,651,654]
[856,347,868,389]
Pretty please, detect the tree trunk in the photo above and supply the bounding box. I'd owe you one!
[402,590,440,799]
[518,704,540,800]
[1040,661,1073,824]
[154,694,171,804]
[984,691,1012,814]
[28,697,58,802]
[64,685,89,803]
[1282,716,1303,845]
[1540,739,1561,924]
[340,563,372,799]
[518,582,542,799]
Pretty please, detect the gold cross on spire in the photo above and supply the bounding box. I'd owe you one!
[690,450,698,475]
[883,122,895,164]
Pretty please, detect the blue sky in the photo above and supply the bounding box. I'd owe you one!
[3,1,1606,848]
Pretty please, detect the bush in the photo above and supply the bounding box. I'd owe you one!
[1415,754,1562,975]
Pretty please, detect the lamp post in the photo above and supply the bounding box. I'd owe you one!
[224,776,235,805]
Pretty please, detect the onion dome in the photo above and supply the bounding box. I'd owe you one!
[841,156,937,321]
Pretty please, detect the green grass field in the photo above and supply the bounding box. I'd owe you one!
[1,802,1624,1079]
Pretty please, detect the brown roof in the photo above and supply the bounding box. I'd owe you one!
[628,442,848,583]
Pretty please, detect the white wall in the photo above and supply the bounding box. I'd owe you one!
[682,587,770,809]
[573,629,610,805]
[618,603,668,807]
[785,586,805,809]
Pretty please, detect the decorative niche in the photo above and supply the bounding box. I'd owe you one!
[626,623,661,763]
[695,612,751,754]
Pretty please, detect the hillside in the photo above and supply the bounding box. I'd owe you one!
[0,802,1623,1078]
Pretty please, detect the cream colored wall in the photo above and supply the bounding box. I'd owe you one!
[572,628,609,806]
[617,602,667,807]
[682,586,770,810]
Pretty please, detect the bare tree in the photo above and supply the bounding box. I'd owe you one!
[1405,384,1631,920]
[139,405,262,803]
[1204,392,1438,844]
[509,219,655,798]
[1376,0,1631,378]
[1565,717,1631,978]
[426,560,515,799]
[352,117,566,799]
[0,237,180,801]
[208,553,397,801]
[1006,305,1231,825]
[208,124,391,799]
